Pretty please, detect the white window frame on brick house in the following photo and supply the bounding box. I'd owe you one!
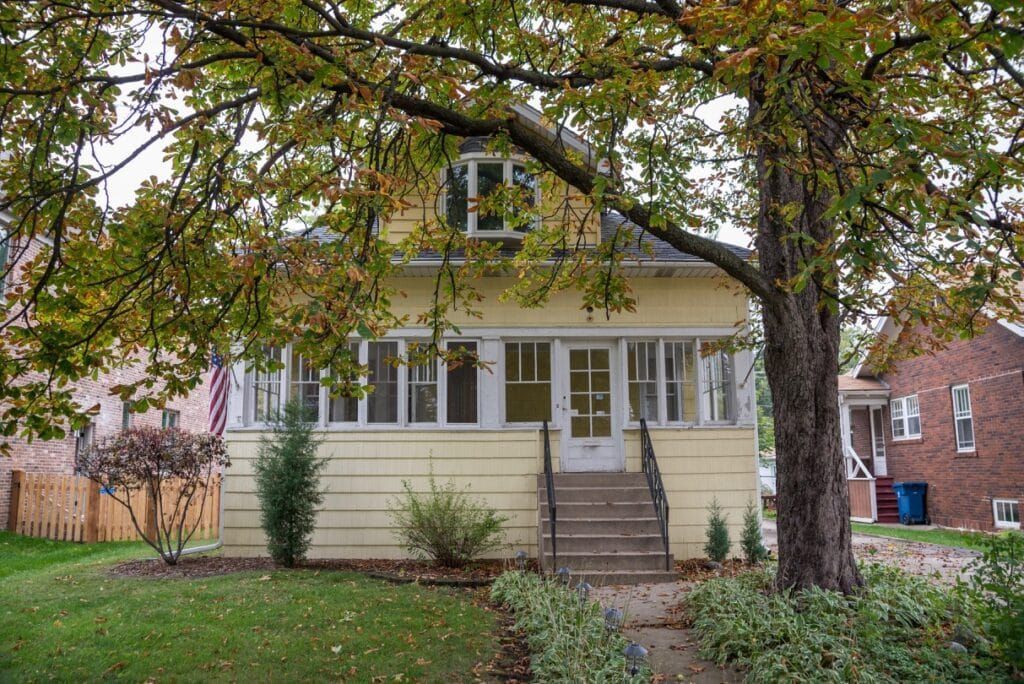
[121,401,134,430]
[890,394,921,440]
[950,384,975,453]
[0,226,9,297]
[161,409,180,429]
[993,499,1021,529]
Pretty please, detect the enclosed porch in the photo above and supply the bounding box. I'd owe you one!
[839,376,897,523]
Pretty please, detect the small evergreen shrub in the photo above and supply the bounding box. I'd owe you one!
[704,497,731,562]
[741,499,768,564]
[388,473,508,567]
[963,531,1024,672]
[254,401,327,567]
[491,571,648,683]
[687,564,1010,682]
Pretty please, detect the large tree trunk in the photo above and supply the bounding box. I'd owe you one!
[751,93,863,594]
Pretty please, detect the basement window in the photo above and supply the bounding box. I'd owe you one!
[994,499,1020,529]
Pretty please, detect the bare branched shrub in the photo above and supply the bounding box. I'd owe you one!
[77,427,229,564]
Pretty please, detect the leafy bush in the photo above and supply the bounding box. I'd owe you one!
[963,531,1024,672]
[704,497,731,562]
[254,401,327,567]
[492,571,648,683]
[741,499,768,564]
[687,564,1009,682]
[78,427,229,565]
[389,473,508,567]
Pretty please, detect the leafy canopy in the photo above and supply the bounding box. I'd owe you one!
[0,0,1021,439]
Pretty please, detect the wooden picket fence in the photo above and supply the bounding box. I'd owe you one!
[6,470,220,543]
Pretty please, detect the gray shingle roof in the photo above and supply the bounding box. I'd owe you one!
[305,212,750,266]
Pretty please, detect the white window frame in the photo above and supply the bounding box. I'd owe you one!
[890,394,921,440]
[121,401,134,430]
[625,340,659,424]
[440,155,541,236]
[0,227,9,297]
[950,384,975,453]
[406,340,440,426]
[442,339,481,427]
[502,340,554,426]
[326,340,362,427]
[993,499,1021,529]
[161,409,180,429]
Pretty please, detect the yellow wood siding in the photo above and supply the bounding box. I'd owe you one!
[221,426,755,560]
[389,276,746,329]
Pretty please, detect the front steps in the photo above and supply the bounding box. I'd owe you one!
[875,476,899,523]
[538,473,677,585]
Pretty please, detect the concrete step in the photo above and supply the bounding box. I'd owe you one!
[542,501,656,519]
[542,533,666,553]
[541,473,648,488]
[541,551,674,572]
[539,486,652,503]
[542,518,661,536]
[548,570,680,587]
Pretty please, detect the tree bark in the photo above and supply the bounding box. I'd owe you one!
[751,94,863,594]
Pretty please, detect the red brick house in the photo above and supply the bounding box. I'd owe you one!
[838,313,1024,531]
[0,225,211,527]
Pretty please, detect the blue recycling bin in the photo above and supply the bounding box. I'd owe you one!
[892,482,928,525]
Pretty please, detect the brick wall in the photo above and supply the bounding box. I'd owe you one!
[1,234,210,527]
[876,320,1024,530]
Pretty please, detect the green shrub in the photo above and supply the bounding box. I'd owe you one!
[687,564,1010,682]
[704,497,731,562]
[388,473,508,567]
[491,571,648,683]
[963,530,1024,672]
[254,401,327,567]
[741,499,768,564]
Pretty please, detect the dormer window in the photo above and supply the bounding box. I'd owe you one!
[442,158,539,237]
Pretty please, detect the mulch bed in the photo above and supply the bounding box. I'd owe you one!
[110,555,536,585]
[676,558,755,582]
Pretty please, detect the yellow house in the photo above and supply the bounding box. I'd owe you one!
[220,124,759,584]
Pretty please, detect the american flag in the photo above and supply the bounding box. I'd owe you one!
[209,352,228,436]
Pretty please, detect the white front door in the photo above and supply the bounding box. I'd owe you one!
[561,343,623,472]
[870,407,888,476]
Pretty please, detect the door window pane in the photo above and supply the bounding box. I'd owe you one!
[665,341,696,422]
[367,341,398,423]
[329,341,360,422]
[447,341,478,424]
[477,163,504,231]
[569,348,613,438]
[289,348,321,421]
[505,342,551,423]
[701,350,734,422]
[627,341,658,421]
[253,345,283,423]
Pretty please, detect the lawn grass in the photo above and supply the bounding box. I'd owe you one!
[851,522,989,551]
[0,532,496,681]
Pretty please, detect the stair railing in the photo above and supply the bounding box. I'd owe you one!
[639,418,671,571]
[542,420,557,569]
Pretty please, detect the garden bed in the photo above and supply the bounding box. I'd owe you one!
[111,555,532,584]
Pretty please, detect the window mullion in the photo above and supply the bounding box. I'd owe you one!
[468,161,477,234]
[357,341,367,427]
[439,342,449,427]
[695,338,704,426]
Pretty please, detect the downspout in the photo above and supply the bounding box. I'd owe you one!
[177,475,225,557]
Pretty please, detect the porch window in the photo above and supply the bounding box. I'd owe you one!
[701,350,735,422]
[446,341,478,424]
[626,341,658,421]
[289,348,321,421]
[366,341,399,423]
[253,345,283,423]
[328,341,360,423]
[890,394,920,439]
[994,499,1021,529]
[407,342,438,424]
[951,384,974,452]
[505,341,552,423]
[664,341,696,422]
[442,159,538,234]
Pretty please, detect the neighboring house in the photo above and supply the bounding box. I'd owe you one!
[220,122,760,583]
[0,223,211,528]
[838,311,1024,531]
[759,451,777,495]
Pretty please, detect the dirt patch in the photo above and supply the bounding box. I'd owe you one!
[110,556,533,584]
[480,604,532,683]
[676,557,757,582]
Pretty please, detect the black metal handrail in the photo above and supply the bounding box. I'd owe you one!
[542,420,557,569]
[639,418,671,571]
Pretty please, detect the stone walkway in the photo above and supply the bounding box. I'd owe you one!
[591,522,980,682]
